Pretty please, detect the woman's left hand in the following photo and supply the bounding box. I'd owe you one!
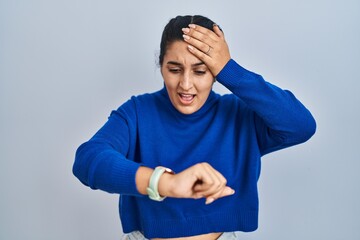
[182,24,231,77]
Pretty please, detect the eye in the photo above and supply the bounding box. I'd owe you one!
[194,70,206,75]
[169,68,181,73]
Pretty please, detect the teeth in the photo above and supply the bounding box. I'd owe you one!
[180,94,194,99]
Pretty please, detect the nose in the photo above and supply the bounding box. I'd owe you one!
[179,72,193,91]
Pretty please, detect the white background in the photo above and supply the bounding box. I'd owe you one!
[1,0,359,239]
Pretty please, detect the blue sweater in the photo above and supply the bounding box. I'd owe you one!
[73,59,316,238]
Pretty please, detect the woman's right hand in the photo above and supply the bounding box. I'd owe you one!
[182,24,231,77]
[158,162,235,204]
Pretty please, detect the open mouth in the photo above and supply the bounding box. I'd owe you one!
[178,93,195,105]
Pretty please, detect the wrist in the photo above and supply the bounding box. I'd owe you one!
[146,166,174,201]
[135,166,154,195]
[158,171,175,197]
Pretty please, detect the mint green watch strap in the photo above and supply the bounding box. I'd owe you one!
[146,166,174,201]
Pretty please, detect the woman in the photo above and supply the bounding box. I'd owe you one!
[73,15,316,240]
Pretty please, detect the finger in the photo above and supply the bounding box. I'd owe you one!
[199,178,226,200]
[203,163,227,190]
[222,186,235,197]
[188,24,219,42]
[213,24,225,39]
[182,26,216,50]
[205,186,235,205]
[192,173,217,194]
[191,163,220,195]
[187,45,212,63]
[183,34,212,56]
[193,163,227,197]
[195,164,231,202]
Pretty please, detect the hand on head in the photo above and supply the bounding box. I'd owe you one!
[182,24,231,77]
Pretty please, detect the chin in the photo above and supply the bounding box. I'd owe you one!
[176,106,198,115]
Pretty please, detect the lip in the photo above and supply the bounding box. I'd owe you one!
[178,93,196,105]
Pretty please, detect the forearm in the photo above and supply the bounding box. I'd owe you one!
[135,166,153,195]
[216,59,316,140]
[73,141,142,195]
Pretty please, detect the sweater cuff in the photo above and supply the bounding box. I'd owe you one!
[109,159,142,196]
[88,151,143,196]
[216,59,259,88]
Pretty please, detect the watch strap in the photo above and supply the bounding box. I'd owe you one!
[146,166,174,201]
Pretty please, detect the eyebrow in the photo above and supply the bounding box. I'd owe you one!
[166,61,205,67]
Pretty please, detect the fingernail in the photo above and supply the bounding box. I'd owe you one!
[189,24,196,29]
[182,34,190,40]
[225,188,235,195]
[187,45,194,51]
[182,28,190,33]
[206,198,214,205]
[228,188,235,195]
[213,23,222,30]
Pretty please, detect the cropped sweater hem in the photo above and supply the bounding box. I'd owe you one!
[124,209,258,238]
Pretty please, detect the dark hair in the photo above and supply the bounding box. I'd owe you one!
[158,15,217,66]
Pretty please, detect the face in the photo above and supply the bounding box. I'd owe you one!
[161,41,214,115]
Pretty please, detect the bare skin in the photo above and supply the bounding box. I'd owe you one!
[183,24,231,77]
[135,24,233,240]
[135,163,235,206]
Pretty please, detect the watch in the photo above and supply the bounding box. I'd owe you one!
[146,166,174,201]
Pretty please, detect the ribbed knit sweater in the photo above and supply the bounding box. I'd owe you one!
[73,59,316,238]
